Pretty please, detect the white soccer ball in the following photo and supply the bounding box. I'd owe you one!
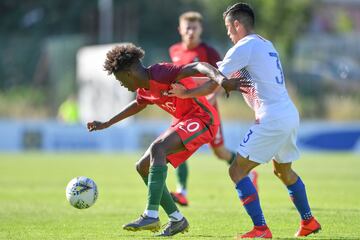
[65,176,98,209]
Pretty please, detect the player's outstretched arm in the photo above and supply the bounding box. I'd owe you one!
[170,62,252,98]
[168,81,218,99]
[176,62,226,85]
[168,62,225,98]
[87,100,147,132]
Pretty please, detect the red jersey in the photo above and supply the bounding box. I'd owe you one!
[169,42,221,67]
[136,63,219,126]
[169,42,222,104]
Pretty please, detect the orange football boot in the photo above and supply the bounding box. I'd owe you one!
[170,192,189,206]
[237,225,272,239]
[295,217,321,237]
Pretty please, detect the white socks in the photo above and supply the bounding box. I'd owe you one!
[144,210,183,222]
[169,211,184,222]
[176,187,187,196]
[144,209,158,218]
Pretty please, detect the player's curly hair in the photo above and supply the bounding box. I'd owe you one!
[104,43,145,75]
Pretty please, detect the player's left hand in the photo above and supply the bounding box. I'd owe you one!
[87,121,109,132]
[167,83,188,98]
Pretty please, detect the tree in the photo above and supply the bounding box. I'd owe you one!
[196,0,313,66]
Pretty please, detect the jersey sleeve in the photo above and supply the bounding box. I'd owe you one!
[149,63,183,85]
[135,90,153,105]
[217,41,252,78]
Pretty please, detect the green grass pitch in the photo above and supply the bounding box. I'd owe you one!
[0,152,359,239]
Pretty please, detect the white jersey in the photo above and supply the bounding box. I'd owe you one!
[217,34,298,123]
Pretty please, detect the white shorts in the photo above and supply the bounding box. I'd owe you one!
[237,116,300,164]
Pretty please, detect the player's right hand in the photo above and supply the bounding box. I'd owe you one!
[222,77,252,95]
[87,121,108,132]
[168,83,188,98]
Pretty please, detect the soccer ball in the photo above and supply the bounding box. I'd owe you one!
[65,176,98,209]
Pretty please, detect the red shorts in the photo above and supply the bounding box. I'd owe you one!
[209,102,224,148]
[165,117,219,168]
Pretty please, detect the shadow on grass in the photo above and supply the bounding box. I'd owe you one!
[118,233,360,240]
[118,233,234,239]
[289,207,360,213]
[275,238,359,240]
[311,207,360,213]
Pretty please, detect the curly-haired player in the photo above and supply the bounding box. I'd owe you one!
[87,43,250,236]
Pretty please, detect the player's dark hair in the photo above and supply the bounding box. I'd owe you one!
[223,2,255,31]
[104,43,145,74]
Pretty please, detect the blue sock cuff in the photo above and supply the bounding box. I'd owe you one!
[235,176,256,199]
[287,177,304,194]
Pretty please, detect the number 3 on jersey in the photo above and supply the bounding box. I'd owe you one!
[269,52,284,84]
[243,129,253,143]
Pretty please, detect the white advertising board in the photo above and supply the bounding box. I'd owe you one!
[76,44,133,124]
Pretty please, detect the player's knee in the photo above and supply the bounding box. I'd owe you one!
[150,141,164,155]
[228,163,236,178]
[274,169,297,185]
[135,161,142,174]
[228,162,244,182]
[135,160,147,176]
[273,169,281,179]
[274,169,288,181]
[149,141,167,165]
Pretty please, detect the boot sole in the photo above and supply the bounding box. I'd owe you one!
[157,224,190,236]
[296,226,322,237]
[123,224,161,232]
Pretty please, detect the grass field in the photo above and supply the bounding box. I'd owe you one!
[0,152,359,240]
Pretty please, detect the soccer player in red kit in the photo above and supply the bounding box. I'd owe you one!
[169,11,258,206]
[87,43,249,236]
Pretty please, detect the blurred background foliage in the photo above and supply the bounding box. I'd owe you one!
[0,0,359,120]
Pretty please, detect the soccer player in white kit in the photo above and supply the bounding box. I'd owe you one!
[169,2,321,239]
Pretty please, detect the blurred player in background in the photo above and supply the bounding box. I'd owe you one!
[169,3,321,239]
[169,11,258,206]
[87,43,250,236]
[57,94,79,124]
